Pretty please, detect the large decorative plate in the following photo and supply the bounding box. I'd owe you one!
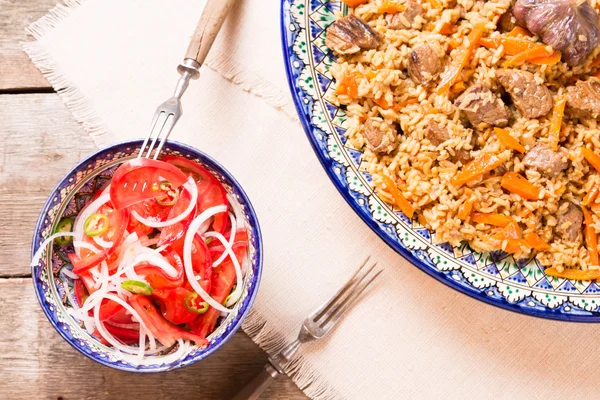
[281,0,600,321]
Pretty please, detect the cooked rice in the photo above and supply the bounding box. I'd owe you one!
[328,0,600,269]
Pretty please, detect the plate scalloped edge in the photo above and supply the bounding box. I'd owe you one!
[280,0,600,322]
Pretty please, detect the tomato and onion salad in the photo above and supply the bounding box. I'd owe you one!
[31,156,249,364]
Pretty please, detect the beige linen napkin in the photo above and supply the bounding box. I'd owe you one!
[25,1,600,399]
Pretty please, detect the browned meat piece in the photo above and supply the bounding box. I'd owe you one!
[425,122,450,146]
[566,79,600,119]
[555,202,583,242]
[425,123,471,164]
[498,8,516,32]
[407,44,443,86]
[513,0,600,66]
[454,84,510,127]
[496,69,553,118]
[325,14,381,55]
[385,1,423,29]
[522,143,568,177]
[363,118,398,154]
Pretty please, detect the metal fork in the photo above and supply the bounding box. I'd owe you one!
[136,0,237,162]
[232,257,382,400]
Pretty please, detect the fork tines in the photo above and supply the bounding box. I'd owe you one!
[310,256,382,330]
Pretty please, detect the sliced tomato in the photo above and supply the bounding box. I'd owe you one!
[77,270,96,294]
[110,158,188,210]
[98,299,125,321]
[94,324,140,345]
[197,181,228,234]
[171,234,211,293]
[161,155,213,188]
[189,245,246,337]
[157,186,196,246]
[128,294,208,347]
[135,248,184,289]
[153,287,199,325]
[73,279,88,307]
[71,204,129,274]
[126,198,169,237]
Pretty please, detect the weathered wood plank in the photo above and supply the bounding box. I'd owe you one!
[0,0,58,90]
[0,278,305,399]
[0,93,97,276]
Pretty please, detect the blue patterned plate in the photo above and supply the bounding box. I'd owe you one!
[31,140,263,371]
[280,0,600,321]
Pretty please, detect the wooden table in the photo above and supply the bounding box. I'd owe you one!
[0,2,305,398]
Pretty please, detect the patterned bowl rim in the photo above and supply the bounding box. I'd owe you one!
[31,139,264,372]
[280,0,600,323]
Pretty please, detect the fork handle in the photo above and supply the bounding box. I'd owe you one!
[184,0,237,66]
[231,363,280,400]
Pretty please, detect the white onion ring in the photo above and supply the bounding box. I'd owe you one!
[73,193,111,256]
[132,253,178,278]
[183,205,231,313]
[30,232,76,267]
[93,236,114,249]
[131,178,198,228]
[210,212,237,268]
[73,241,101,254]
[203,231,243,307]
[61,268,79,280]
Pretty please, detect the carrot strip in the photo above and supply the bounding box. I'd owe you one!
[336,71,359,98]
[529,51,562,65]
[393,98,418,111]
[439,22,454,35]
[417,214,427,227]
[524,231,550,251]
[451,152,504,187]
[494,127,525,153]
[501,172,540,200]
[428,0,442,10]
[479,36,538,55]
[471,212,514,227]
[378,1,406,14]
[594,70,600,79]
[382,175,415,218]
[506,26,533,38]
[504,46,557,67]
[481,221,526,252]
[591,54,600,68]
[494,221,522,240]
[504,239,530,253]
[457,189,474,221]
[583,182,600,207]
[548,97,566,151]
[583,207,599,266]
[342,0,368,7]
[437,22,486,95]
[582,148,600,173]
[545,267,600,281]
[373,96,391,110]
[592,202,600,213]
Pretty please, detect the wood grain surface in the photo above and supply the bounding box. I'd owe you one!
[0,2,306,398]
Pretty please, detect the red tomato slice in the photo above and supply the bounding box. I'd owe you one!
[157,186,196,246]
[94,325,139,345]
[161,155,213,188]
[171,234,211,293]
[71,205,129,274]
[110,158,188,210]
[153,287,199,325]
[126,198,169,237]
[73,279,88,307]
[197,181,228,234]
[135,248,184,289]
[98,299,125,321]
[128,294,208,347]
[189,245,246,337]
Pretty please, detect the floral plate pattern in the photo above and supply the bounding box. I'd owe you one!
[31,140,263,371]
[281,0,600,321]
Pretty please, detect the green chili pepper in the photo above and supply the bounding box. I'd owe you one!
[83,213,109,237]
[53,217,74,245]
[185,292,209,314]
[156,181,180,206]
[121,280,153,295]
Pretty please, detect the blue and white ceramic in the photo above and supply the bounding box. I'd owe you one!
[31,140,263,372]
[281,0,600,321]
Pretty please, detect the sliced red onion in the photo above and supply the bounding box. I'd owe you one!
[184,205,231,313]
[73,193,111,256]
[203,231,243,307]
[131,178,198,228]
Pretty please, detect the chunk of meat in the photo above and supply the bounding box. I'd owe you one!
[454,84,510,127]
[498,8,517,32]
[425,122,449,146]
[513,0,600,66]
[385,1,423,29]
[407,44,443,86]
[522,143,568,177]
[566,79,600,119]
[363,117,398,154]
[555,202,583,242]
[425,122,471,164]
[496,69,553,118]
[325,14,381,55]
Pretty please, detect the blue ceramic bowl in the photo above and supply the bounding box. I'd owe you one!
[31,140,263,372]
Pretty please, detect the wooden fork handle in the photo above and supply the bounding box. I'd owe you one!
[184,0,237,66]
